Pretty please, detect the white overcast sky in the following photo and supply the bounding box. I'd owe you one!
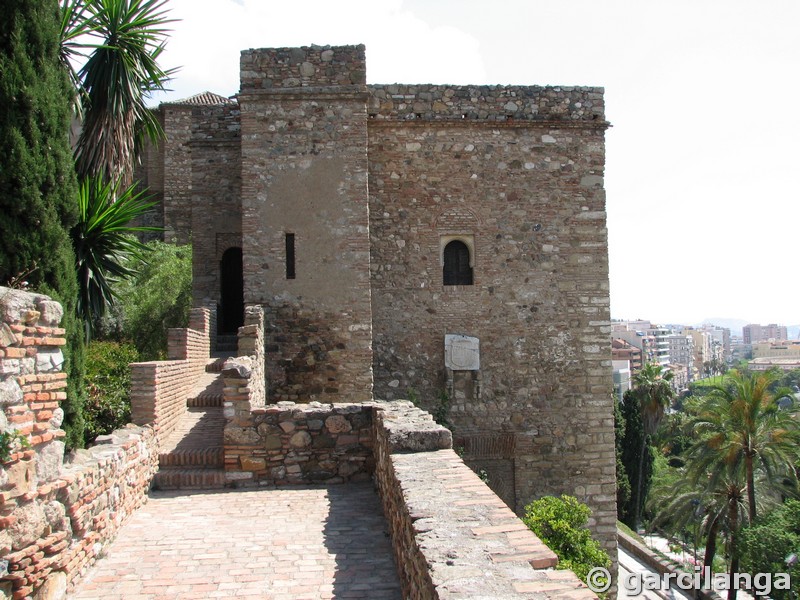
[148,0,800,328]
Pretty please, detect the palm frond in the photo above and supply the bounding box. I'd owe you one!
[72,176,159,338]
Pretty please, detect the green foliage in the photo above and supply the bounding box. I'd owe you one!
[431,390,452,429]
[738,500,800,600]
[72,176,158,337]
[0,431,31,462]
[522,495,611,589]
[0,0,87,448]
[83,340,139,444]
[0,0,78,289]
[62,0,176,183]
[99,241,191,360]
[618,389,654,527]
[613,395,632,514]
[686,369,800,522]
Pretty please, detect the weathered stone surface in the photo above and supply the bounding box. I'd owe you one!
[240,457,266,471]
[32,570,67,600]
[223,426,260,445]
[42,501,70,533]
[0,379,22,406]
[324,414,351,434]
[264,435,282,450]
[36,300,63,326]
[278,421,295,433]
[222,356,253,379]
[8,501,48,550]
[289,431,312,448]
[0,322,15,347]
[49,407,64,428]
[35,440,65,483]
[4,458,37,497]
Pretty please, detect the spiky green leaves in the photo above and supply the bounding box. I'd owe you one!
[72,176,158,337]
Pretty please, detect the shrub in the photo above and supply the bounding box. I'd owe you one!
[0,0,86,448]
[83,340,139,444]
[99,241,192,360]
[522,495,611,590]
[738,500,800,600]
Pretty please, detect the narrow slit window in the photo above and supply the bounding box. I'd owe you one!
[443,240,473,285]
[285,233,296,279]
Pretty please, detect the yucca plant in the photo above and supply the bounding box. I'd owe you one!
[72,176,158,339]
[61,0,176,184]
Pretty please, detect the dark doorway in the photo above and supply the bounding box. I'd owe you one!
[443,240,473,285]
[219,247,244,334]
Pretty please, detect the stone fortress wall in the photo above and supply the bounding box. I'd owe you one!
[0,288,599,599]
[137,44,617,561]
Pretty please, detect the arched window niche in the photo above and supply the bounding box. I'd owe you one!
[441,235,474,286]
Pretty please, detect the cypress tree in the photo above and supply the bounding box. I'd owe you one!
[0,0,86,446]
[619,389,654,528]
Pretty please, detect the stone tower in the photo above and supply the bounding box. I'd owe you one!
[140,44,616,560]
[238,46,374,402]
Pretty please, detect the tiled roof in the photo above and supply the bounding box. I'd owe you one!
[166,91,237,106]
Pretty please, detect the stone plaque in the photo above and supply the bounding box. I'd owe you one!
[445,334,480,371]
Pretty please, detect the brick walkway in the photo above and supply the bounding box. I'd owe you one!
[69,483,402,600]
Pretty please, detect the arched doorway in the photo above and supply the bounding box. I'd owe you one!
[219,247,244,334]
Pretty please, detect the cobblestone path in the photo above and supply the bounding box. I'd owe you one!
[69,482,402,599]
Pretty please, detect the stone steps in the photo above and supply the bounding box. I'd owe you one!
[215,334,238,353]
[158,446,224,468]
[153,365,230,490]
[152,467,227,490]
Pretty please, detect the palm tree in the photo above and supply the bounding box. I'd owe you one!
[58,0,175,333]
[687,369,800,523]
[651,464,749,599]
[630,362,675,527]
[61,0,175,184]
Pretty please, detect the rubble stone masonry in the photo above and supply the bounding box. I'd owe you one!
[140,43,617,563]
[0,288,158,600]
[239,45,374,403]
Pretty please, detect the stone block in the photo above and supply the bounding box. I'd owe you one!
[324,415,351,434]
[35,441,65,483]
[7,501,47,550]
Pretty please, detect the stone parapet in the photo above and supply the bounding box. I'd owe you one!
[130,360,203,442]
[372,401,598,600]
[223,402,374,486]
[240,45,366,92]
[0,288,159,600]
[368,84,606,123]
[131,308,211,443]
[2,425,157,600]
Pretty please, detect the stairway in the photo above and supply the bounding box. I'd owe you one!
[152,358,229,490]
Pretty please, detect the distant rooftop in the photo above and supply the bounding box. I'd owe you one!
[163,91,236,106]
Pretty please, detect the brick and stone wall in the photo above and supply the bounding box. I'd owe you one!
[136,43,617,566]
[373,401,598,600]
[160,104,194,245]
[239,45,374,403]
[130,308,211,442]
[368,84,605,122]
[0,288,158,600]
[367,85,617,559]
[222,401,375,486]
[189,102,242,312]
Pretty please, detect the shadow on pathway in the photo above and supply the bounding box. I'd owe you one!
[68,482,401,599]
